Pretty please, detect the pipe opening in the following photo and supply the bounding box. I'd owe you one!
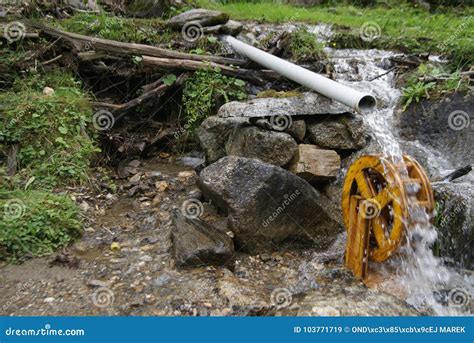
[358,95,377,113]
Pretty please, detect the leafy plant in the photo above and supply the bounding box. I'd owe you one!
[0,190,82,262]
[401,63,469,110]
[182,68,247,132]
[286,27,326,62]
[0,71,99,189]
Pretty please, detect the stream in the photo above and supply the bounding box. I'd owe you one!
[0,24,472,317]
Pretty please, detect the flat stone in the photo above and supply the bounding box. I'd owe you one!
[218,92,351,118]
[288,145,340,182]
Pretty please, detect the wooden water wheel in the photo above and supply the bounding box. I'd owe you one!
[342,155,435,280]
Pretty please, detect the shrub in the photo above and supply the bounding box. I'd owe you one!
[0,190,82,262]
[182,68,247,131]
[0,71,100,188]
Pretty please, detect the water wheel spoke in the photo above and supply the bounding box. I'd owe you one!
[372,216,388,248]
[371,187,391,209]
[355,172,373,198]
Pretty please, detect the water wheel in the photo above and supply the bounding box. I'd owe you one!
[342,155,435,279]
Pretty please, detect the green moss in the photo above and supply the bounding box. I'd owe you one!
[0,71,100,189]
[256,89,301,98]
[0,189,82,262]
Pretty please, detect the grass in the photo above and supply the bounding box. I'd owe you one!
[197,1,474,66]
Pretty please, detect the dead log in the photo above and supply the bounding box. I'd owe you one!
[92,73,189,120]
[28,22,248,66]
[288,144,341,182]
[141,56,279,84]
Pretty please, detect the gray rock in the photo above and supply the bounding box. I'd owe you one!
[286,119,307,142]
[396,92,474,168]
[123,0,171,18]
[220,20,244,36]
[197,156,342,253]
[307,114,367,150]
[171,210,234,267]
[433,182,473,269]
[294,282,420,316]
[168,8,229,29]
[226,126,298,167]
[197,116,249,164]
[218,92,351,118]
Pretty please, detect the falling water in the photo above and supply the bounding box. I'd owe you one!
[328,48,470,315]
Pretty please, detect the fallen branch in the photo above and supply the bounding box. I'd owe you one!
[29,22,248,66]
[141,56,279,84]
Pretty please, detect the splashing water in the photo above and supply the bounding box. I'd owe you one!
[328,48,471,315]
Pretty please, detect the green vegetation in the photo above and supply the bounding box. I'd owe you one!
[197,1,474,65]
[401,63,469,110]
[182,68,247,131]
[256,89,301,98]
[0,71,99,189]
[50,12,177,45]
[0,189,82,262]
[286,27,326,62]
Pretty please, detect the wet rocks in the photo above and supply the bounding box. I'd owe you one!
[218,92,351,118]
[396,92,474,167]
[197,156,342,253]
[226,126,297,167]
[433,181,473,269]
[307,114,368,150]
[197,116,249,164]
[171,210,234,267]
[168,8,229,29]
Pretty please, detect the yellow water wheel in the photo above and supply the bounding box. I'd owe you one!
[342,155,434,279]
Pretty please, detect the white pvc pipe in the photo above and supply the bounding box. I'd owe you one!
[224,36,376,113]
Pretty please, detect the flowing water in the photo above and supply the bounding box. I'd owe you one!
[327,48,472,315]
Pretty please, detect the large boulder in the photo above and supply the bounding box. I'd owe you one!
[168,8,229,29]
[218,92,351,118]
[307,114,368,150]
[171,210,234,267]
[226,126,298,167]
[197,116,249,164]
[396,92,474,168]
[433,182,473,269]
[197,156,342,253]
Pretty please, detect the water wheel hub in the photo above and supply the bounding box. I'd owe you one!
[342,155,434,280]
